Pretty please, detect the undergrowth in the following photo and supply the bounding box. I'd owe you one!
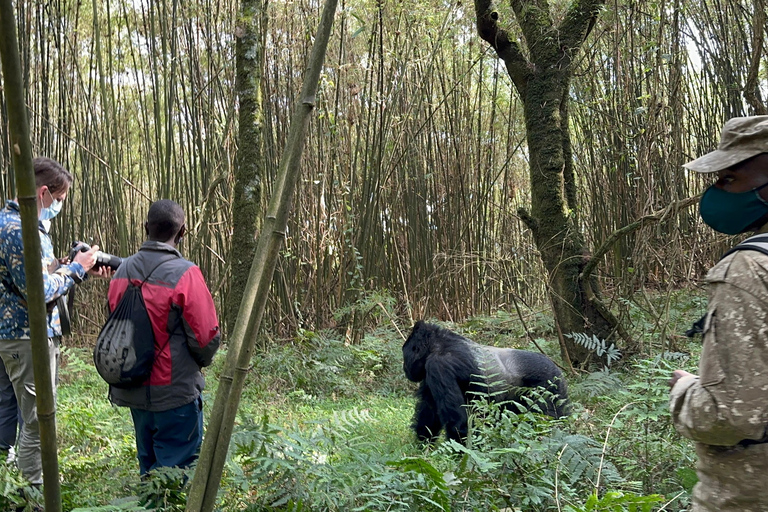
[0,289,703,511]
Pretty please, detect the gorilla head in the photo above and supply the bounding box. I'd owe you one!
[402,320,432,382]
[402,321,569,443]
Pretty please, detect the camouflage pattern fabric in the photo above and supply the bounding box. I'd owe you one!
[0,201,86,339]
[670,249,768,511]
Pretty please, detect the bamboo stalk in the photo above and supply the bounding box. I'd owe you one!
[0,2,62,511]
[185,0,338,509]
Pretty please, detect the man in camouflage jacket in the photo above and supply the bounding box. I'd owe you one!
[669,116,768,512]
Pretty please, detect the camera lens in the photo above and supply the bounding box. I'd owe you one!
[94,251,123,270]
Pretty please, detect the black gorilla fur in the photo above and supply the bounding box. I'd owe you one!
[402,321,569,443]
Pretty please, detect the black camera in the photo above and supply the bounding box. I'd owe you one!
[70,241,123,271]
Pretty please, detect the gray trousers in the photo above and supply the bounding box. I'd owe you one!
[0,338,59,484]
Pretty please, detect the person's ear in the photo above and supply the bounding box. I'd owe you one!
[175,224,186,244]
[144,222,149,238]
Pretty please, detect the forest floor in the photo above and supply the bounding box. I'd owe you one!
[2,287,706,511]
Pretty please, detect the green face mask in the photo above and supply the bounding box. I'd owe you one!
[699,182,768,235]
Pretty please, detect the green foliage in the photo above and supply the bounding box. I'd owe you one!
[457,400,624,509]
[566,333,622,367]
[224,395,661,511]
[71,498,147,511]
[228,411,434,511]
[332,289,397,326]
[54,299,701,511]
[0,461,40,511]
[134,467,191,511]
[567,491,664,512]
[571,369,625,400]
[246,325,407,404]
[570,355,695,509]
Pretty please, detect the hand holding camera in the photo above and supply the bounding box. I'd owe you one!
[70,242,123,279]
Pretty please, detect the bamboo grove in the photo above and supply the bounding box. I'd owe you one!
[0,0,766,343]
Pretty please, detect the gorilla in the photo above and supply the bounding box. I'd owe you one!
[402,320,569,443]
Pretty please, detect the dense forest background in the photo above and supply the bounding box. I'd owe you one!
[0,0,767,510]
[0,0,766,342]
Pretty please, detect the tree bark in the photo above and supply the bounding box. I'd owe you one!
[475,0,609,366]
[227,0,269,333]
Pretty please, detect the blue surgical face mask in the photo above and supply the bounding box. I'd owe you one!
[39,188,63,221]
[699,182,768,235]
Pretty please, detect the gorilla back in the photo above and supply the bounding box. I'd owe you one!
[402,320,569,443]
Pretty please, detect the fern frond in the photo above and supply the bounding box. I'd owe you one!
[565,333,622,366]
[573,370,625,398]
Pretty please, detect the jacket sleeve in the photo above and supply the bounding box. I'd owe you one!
[176,265,221,367]
[669,282,768,446]
[4,227,85,303]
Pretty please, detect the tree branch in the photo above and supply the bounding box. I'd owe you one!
[558,0,605,61]
[510,0,556,61]
[474,0,531,94]
[580,195,700,283]
[517,206,539,236]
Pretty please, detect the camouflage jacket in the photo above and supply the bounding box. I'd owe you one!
[0,201,87,339]
[669,246,768,512]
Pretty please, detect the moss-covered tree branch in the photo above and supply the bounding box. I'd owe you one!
[558,0,604,60]
[474,0,531,94]
[510,0,556,61]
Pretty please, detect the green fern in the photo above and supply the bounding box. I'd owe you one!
[573,369,625,399]
[566,333,622,366]
[567,490,664,512]
[332,408,375,434]
[551,432,622,486]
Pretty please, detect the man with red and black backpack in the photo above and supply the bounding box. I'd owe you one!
[107,199,221,476]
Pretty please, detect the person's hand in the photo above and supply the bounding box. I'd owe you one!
[669,369,695,389]
[73,244,99,272]
[88,265,115,279]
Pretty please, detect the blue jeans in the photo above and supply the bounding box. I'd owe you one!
[130,396,203,475]
[0,356,19,451]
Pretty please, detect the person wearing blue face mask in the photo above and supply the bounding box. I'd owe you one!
[0,157,111,486]
[668,116,768,512]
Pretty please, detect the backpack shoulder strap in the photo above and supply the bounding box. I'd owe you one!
[132,254,179,288]
[687,234,768,337]
[720,234,768,260]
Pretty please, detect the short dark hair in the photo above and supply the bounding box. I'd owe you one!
[146,199,185,241]
[34,157,73,194]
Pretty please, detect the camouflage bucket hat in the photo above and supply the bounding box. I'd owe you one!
[683,115,768,173]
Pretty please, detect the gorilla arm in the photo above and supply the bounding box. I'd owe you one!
[424,354,473,443]
[413,382,443,442]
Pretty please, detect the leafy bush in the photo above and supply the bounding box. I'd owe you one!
[51,298,701,511]
[569,355,697,509]
[245,326,408,403]
[225,396,665,511]
[0,461,41,511]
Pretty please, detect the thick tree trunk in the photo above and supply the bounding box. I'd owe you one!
[474,0,612,367]
[227,0,268,333]
[522,71,613,366]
